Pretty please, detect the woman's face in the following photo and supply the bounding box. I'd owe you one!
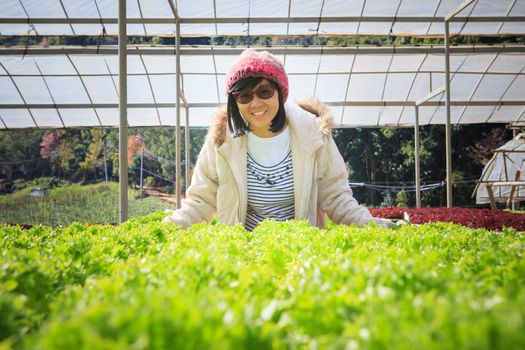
[235,79,279,138]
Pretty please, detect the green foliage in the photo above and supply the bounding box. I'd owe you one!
[333,124,509,207]
[0,130,47,186]
[0,219,524,349]
[380,192,395,207]
[79,130,104,175]
[123,127,208,189]
[9,177,64,192]
[0,122,510,208]
[2,34,525,48]
[0,182,169,226]
[395,189,408,208]
[334,127,416,206]
[27,177,63,189]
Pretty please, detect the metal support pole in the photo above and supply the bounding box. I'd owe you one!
[103,136,108,182]
[139,147,144,199]
[185,105,190,191]
[444,20,453,208]
[175,10,182,209]
[414,87,445,209]
[512,128,518,210]
[118,0,128,223]
[414,105,421,208]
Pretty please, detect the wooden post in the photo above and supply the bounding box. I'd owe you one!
[486,185,497,210]
[507,170,521,209]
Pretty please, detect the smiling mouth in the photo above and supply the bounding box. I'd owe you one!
[251,111,266,116]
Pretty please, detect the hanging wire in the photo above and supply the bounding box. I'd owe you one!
[22,22,39,60]
[281,0,293,68]
[0,115,7,129]
[427,54,469,124]
[244,0,252,46]
[309,0,326,35]
[312,46,324,97]
[377,54,395,124]
[135,150,179,184]
[0,158,40,165]
[348,177,480,193]
[57,0,76,35]
[143,150,178,166]
[388,0,403,36]
[103,56,119,97]
[136,0,148,36]
[310,0,326,98]
[484,63,525,123]
[93,0,108,54]
[356,0,367,35]
[456,0,478,36]
[18,0,39,60]
[455,53,499,124]
[349,181,445,192]
[497,0,518,35]
[141,168,175,184]
[33,58,66,128]
[212,0,218,36]
[425,0,443,36]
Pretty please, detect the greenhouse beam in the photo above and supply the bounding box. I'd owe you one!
[168,0,182,209]
[414,105,421,208]
[2,45,525,56]
[1,16,524,25]
[176,8,182,209]
[3,100,524,110]
[414,86,446,208]
[445,0,476,22]
[444,20,453,208]
[118,0,128,223]
[181,92,191,192]
[442,0,476,208]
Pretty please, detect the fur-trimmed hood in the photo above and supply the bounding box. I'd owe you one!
[207,99,334,147]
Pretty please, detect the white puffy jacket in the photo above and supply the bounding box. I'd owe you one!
[163,99,391,229]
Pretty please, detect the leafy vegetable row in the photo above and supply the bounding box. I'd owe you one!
[1,213,524,349]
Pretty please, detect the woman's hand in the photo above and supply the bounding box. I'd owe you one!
[372,217,398,228]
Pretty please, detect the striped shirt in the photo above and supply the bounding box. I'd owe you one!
[245,150,295,231]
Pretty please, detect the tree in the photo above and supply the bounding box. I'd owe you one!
[40,130,65,160]
[468,127,508,166]
[0,130,46,187]
[139,127,207,189]
[127,134,146,164]
[80,129,105,179]
[39,129,91,179]
[56,139,75,169]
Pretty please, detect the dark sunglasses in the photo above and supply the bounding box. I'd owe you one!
[232,83,276,104]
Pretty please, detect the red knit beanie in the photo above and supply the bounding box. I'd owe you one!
[226,49,289,102]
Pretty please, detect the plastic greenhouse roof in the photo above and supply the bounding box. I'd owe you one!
[0,0,524,129]
[1,45,524,129]
[1,0,524,36]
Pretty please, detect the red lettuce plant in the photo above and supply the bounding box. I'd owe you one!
[369,207,525,231]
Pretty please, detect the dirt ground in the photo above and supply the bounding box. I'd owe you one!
[142,186,183,205]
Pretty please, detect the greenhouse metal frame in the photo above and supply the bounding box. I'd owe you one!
[0,0,524,221]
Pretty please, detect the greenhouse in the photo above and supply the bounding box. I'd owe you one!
[475,132,525,207]
[1,0,525,349]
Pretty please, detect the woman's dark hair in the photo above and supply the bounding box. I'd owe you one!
[227,77,286,138]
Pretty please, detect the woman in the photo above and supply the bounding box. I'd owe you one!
[164,49,394,230]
